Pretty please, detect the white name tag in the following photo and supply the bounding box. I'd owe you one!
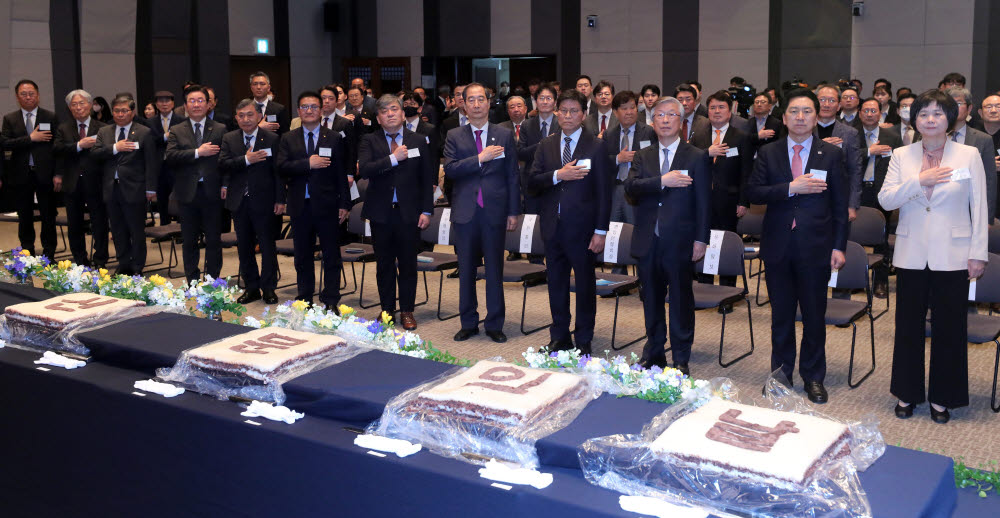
[407,148,421,159]
[318,147,332,157]
[261,148,272,157]
[350,182,360,200]
[725,147,739,158]
[438,208,451,245]
[266,115,277,122]
[639,140,651,149]
[678,170,689,176]
[702,230,724,275]
[519,214,537,253]
[950,167,971,181]
[828,269,839,288]
[809,169,827,181]
[425,136,431,144]
[37,123,51,131]
[969,279,977,301]
[603,222,624,263]
[576,158,591,169]
[364,220,371,237]
[493,151,505,160]
[132,141,140,150]
[339,131,346,138]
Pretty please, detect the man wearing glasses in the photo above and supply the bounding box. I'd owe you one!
[625,97,711,375]
[165,84,229,282]
[276,91,351,312]
[814,84,863,223]
[838,86,864,131]
[584,80,617,137]
[2,79,60,259]
[858,97,902,298]
[947,87,997,222]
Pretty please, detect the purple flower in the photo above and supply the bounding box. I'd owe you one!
[212,277,228,289]
[39,256,50,266]
[649,365,663,374]
[631,363,643,371]
[576,355,591,369]
[398,336,408,348]
[549,351,559,358]
[366,320,383,334]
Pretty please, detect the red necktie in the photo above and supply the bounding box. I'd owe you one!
[681,118,689,143]
[514,124,520,141]
[600,114,607,133]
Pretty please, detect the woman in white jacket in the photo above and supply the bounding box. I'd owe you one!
[878,89,988,424]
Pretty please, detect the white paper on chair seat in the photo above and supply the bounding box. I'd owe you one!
[434,185,443,201]
[519,215,538,253]
[478,459,553,489]
[354,434,422,457]
[969,279,977,301]
[34,351,85,369]
[618,495,709,518]
[828,269,839,288]
[603,222,624,264]
[350,182,360,200]
[438,208,452,245]
[364,220,371,237]
[702,230,724,275]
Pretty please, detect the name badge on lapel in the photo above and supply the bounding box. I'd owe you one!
[260,148,272,157]
[407,148,421,159]
[950,167,971,181]
[725,148,739,157]
[37,123,51,131]
[318,147,332,157]
[639,140,651,149]
[266,115,277,122]
[576,158,592,169]
[809,169,827,181]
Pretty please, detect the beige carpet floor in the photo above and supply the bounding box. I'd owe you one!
[10,216,999,472]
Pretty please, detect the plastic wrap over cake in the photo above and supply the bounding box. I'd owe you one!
[156,327,366,404]
[0,293,179,356]
[369,360,601,468]
[577,377,879,518]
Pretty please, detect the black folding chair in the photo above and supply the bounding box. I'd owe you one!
[689,230,756,367]
[143,198,183,277]
[736,204,768,306]
[988,225,1000,254]
[963,252,1000,412]
[849,206,889,319]
[338,203,378,308]
[796,240,876,388]
[571,222,644,351]
[417,207,460,320]
[476,214,549,335]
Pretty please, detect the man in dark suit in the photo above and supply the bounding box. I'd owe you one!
[206,87,235,131]
[746,88,849,404]
[438,84,467,141]
[751,91,785,150]
[605,91,655,229]
[350,77,378,114]
[638,84,661,126]
[527,89,611,354]
[858,97,902,298]
[948,87,997,221]
[431,85,450,123]
[358,94,436,330]
[443,82,520,343]
[92,96,158,275]
[220,99,284,305]
[498,95,527,143]
[142,90,186,225]
[250,71,290,135]
[53,89,108,267]
[574,75,594,115]
[346,85,376,136]
[320,85,359,180]
[584,80,617,136]
[625,96,711,375]
[516,83,558,243]
[412,86,438,127]
[165,85,229,282]
[402,91,440,161]
[276,91,351,310]
[1,79,59,258]
[675,84,709,144]
[837,86,864,131]
[691,91,754,302]
[690,81,709,119]
[815,84,863,224]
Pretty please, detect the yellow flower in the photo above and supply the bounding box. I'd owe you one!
[19,249,30,256]
[99,268,109,277]
[163,289,174,298]
[337,304,354,316]
[58,260,72,270]
[291,300,309,312]
[149,274,166,287]
[380,311,393,325]
[318,318,333,328]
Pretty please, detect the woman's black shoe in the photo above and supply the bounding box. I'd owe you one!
[930,406,950,424]
[894,402,914,419]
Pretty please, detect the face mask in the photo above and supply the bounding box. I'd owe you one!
[899,107,910,121]
[403,106,419,118]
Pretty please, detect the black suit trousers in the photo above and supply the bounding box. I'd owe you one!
[638,235,695,365]
[291,199,341,306]
[106,182,147,274]
[544,219,597,345]
[233,202,278,292]
[891,267,969,408]
[370,206,419,313]
[13,173,57,257]
[179,183,223,282]
[454,206,505,332]
[764,230,831,383]
[63,173,109,265]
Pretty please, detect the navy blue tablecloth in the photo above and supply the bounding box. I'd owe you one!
[0,282,54,308]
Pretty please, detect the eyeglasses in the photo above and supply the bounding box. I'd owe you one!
[843,95,858,101]
[557,108,582,116]
[112,109,131,115]
[653,112,682,120]
[17,91,37,98]
[299,104,320,111]
[187,98,207,105]
[537,95,554,102]
[785,108,815,116]
[818,98,839,104]
[69,101,90,108]
[983,104,1000,111]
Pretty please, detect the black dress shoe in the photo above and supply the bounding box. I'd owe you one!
[546,339,573,351]
[873,283,888,299]
[804,381,828,404]
[236,290,262,304]
[485,330,507,343]
[506,252,523,261]
[894,401,915,419]
[262,290,278,304]
[930,405,950,424]
[638,357,668,370]
[447,269,460,279]
[454,327,479,341]
[717,303,734,315]
[576,342,592,356]
[674,363,690,376]
[324,304,340,315]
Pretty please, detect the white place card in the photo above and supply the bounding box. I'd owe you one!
[828,269,839,288]
[519,214,537,254]
[603,222,624,264]
[969,279,977,301]
[438,208,451,245]
[364,220,371,237]
[702,230,724,275]
[37,123,51,131]
[350,182,360,201]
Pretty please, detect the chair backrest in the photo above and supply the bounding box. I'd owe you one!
[354,178,368,202]
[988,225,1000,255]
[347,202,366,235]
[972,252,1000,303]
[848,206,886,246]
[503,214,545,255]
[736,204,766,236]
[694,230,745,277]
[604,222,638,267]
[833,240,869,291]
[420,207,456,245]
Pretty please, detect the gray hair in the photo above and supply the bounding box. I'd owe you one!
[64,89,93,106]
[947,86,973,106]
[652,96,683,118]
[375,93,402,112]
[506,95,526,107]
[235,98,257,111]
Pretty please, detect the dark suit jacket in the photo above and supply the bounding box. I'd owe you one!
[276,126,351,217]
[443,123,520,224]
[603,123,656,182]
[142,112,187,158]
[584,110,618,136]
[683,114,710,143]
[410,120,441,162]
[1,107,59,184]
[815,120,864,209]
[357,128,436,225]
[346,105,376,136]
[963,126,998,218]
[209,111,236,132]
[751,115,785,149]
[746,138,849,263]
[329,114,358,174]
[261,100,291,135]
[526,130,611,240]
[882,103,901,125]
[694,125,754,207]
[164,118,228,204]
[440,111,461,142]
[859,125,902,197]
[218,128,284,213]
[53,118,107,194]
[92,122,158,203]
[516,115,558,183]
[624,141,711,260]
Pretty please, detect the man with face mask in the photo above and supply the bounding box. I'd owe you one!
[893,93,917,145]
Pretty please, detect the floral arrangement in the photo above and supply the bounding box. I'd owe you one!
[2,247,50,283]
[182,276,246,320]
[521,347,711,406]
